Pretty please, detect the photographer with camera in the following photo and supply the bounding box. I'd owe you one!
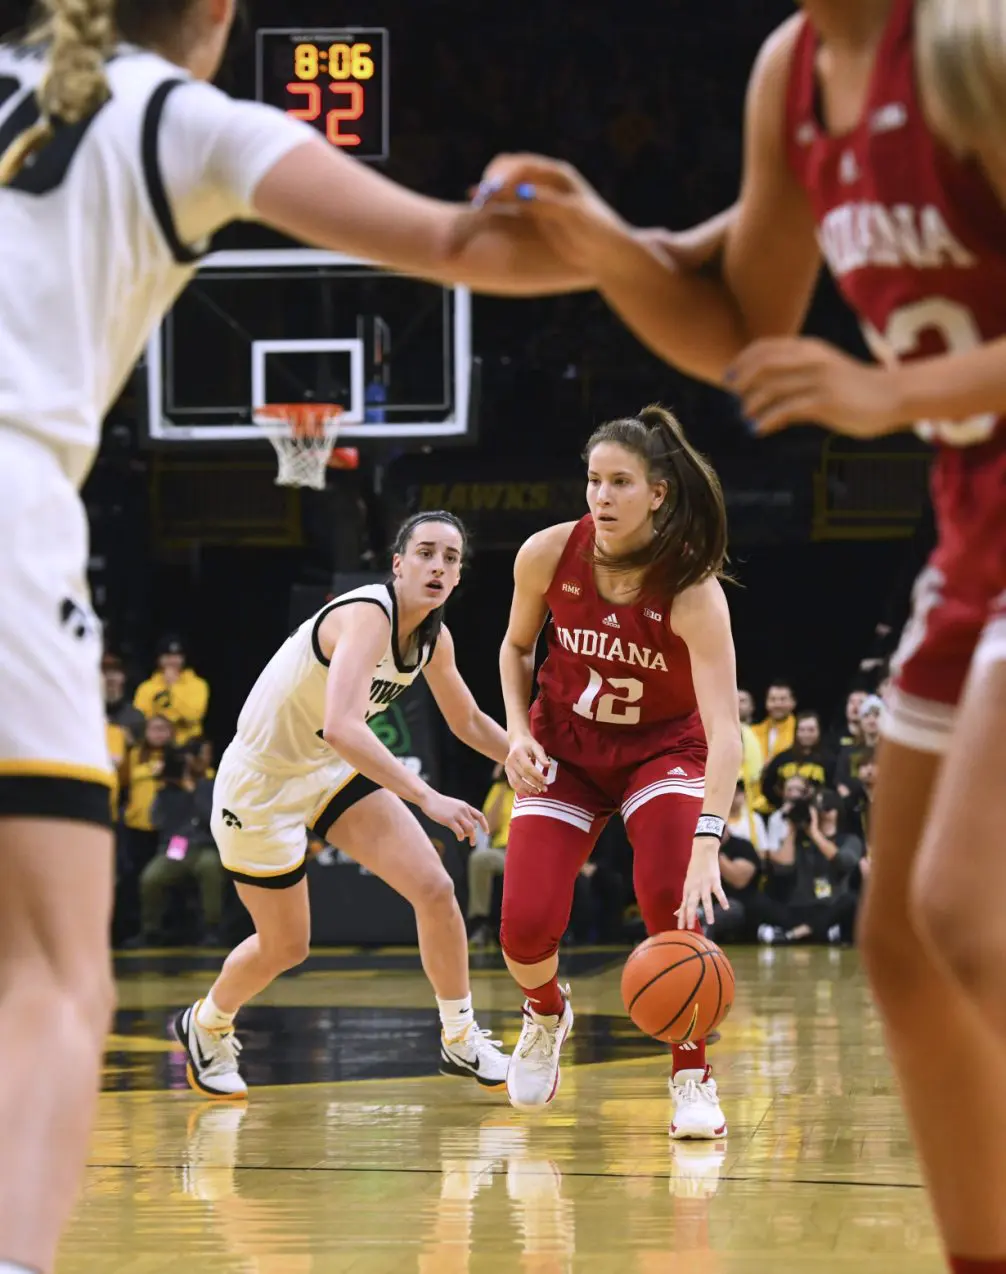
[750,788,865,946]
[127,738,223,947]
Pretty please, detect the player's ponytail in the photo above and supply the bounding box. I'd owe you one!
[584,405,729,600]
[0,0,116,187]
[917,0,1006,151]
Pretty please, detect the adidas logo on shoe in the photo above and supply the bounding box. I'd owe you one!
[602,613,620,628]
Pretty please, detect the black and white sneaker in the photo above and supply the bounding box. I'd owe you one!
[439,1022,509,1089]
[173,1000,247,1099]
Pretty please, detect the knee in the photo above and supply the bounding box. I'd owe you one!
[260,929,311,973]
[858,884,928,1006]
[637,882,683,936]
[412,865,458,917]
[911,880,1006,1010]
[19,960,116,1050]
[500,893,562,965]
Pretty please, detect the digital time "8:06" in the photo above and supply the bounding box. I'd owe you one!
[294,42,375,81]
[287,42,375,147]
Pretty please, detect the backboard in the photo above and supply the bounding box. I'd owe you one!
[143,248,475,446]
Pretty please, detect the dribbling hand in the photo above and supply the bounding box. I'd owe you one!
[420,791,488,846]
[676,840,730,930]
[505,733,551,798]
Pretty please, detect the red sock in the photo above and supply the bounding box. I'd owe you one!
[671,1039,707,1077]
[950,1260,1006,1273]
[521,977,565,1018]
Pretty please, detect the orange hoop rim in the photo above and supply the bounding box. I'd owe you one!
[253,402,344,437]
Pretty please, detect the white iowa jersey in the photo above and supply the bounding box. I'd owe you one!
[0,42,312,487]
[233,583,438,776]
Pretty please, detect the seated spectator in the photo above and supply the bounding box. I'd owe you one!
[764,774,814,855]
[134,635,210,745]
[834,694,883,796]
[707,785,763,944]
[737,687,765,817]
[824,688,866,756]
[727,775,768,852]
[117,714,174,938]
[750,681,797,767]
[467,763,514,949]
[129,739,223,947]
[844,747,877,847]
[759,711,833,810]
[751,789,865,945]
[103,652,146,744]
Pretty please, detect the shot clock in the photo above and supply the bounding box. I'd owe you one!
[256,28,389,160]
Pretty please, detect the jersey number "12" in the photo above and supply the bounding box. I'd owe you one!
[572,666,644,725]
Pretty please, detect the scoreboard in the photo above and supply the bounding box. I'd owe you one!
[256,28,389,161]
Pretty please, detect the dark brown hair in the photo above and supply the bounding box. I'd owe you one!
[0,0,211,186]
[391,511,469,651]
[583,404,728,600]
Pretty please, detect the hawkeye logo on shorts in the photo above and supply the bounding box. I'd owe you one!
[59,597,98,641]
[221,809,243,830]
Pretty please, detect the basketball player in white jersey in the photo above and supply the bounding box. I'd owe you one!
[0,2,589,1269]
[173,512,523,1098]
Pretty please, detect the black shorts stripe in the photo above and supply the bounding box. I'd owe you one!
[0,776,111,828]
[141,79,205,266]
[311,774,382,840]
[225,860,307,891]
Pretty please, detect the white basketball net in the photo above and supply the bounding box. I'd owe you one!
[254,404,342,490]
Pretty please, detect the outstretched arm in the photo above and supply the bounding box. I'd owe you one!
[423,626,508,765]
[254,140,592,297]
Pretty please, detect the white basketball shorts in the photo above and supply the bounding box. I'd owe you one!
[0,426,112,825]
[210,741,380,888]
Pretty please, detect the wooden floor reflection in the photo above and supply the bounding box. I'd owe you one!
[62,946,942,1272]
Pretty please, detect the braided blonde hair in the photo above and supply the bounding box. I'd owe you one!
[0,0,117,186]
[917,0,1006,151]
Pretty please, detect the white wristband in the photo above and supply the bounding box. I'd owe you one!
[694,814,725,841]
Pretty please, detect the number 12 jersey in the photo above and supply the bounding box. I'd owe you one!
[531,515,705,768]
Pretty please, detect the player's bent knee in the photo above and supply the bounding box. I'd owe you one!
[410,864,457,916]
[262,931,311,971]
[499,910,562,966]
[912,886,1006,1007]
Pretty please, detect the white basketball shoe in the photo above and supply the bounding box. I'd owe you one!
[506,989,574,1112]
[669,1068,727,1140]
[173,1000,247,1099]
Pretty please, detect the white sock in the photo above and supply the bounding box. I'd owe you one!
[196,992,236,1031]
[438,993,474,1041]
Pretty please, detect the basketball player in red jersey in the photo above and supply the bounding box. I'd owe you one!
[498,406,742,1136]
[476,2,1006,1268]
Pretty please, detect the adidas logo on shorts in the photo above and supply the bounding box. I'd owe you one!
[602,613,620,628]
[668,767,687,777]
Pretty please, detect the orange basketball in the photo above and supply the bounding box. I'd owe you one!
[621,931,735,1044]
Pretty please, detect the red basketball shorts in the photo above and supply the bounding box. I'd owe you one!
[887,445,1006,754]
[499,716,706,966]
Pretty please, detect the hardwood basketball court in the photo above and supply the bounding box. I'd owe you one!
[62,946,940,1272]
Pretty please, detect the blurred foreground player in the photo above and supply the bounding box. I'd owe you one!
[498,407,742,1137]
[0,0,598,1265]
[480,1,1006,1266]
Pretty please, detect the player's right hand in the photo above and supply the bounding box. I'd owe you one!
[471,153,631,273]
[505,734,550,797]
[420,791,488,846]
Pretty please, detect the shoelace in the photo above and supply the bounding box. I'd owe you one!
[470,1025,504,1055]
[675,1079,715,1105]
[516,1010,558,1062]
[203,1028,243,1071]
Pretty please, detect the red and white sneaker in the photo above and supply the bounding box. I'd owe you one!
[506,989,573,1112]
[669,1068,727,1140]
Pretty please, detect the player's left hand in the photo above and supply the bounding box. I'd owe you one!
[676,840,729,930]
[726,337,906,437]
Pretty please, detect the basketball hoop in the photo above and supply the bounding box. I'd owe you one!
[254,403,359,490]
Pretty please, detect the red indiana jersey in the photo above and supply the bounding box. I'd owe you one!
[784,0,1006,712]
[530,516,706,768]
